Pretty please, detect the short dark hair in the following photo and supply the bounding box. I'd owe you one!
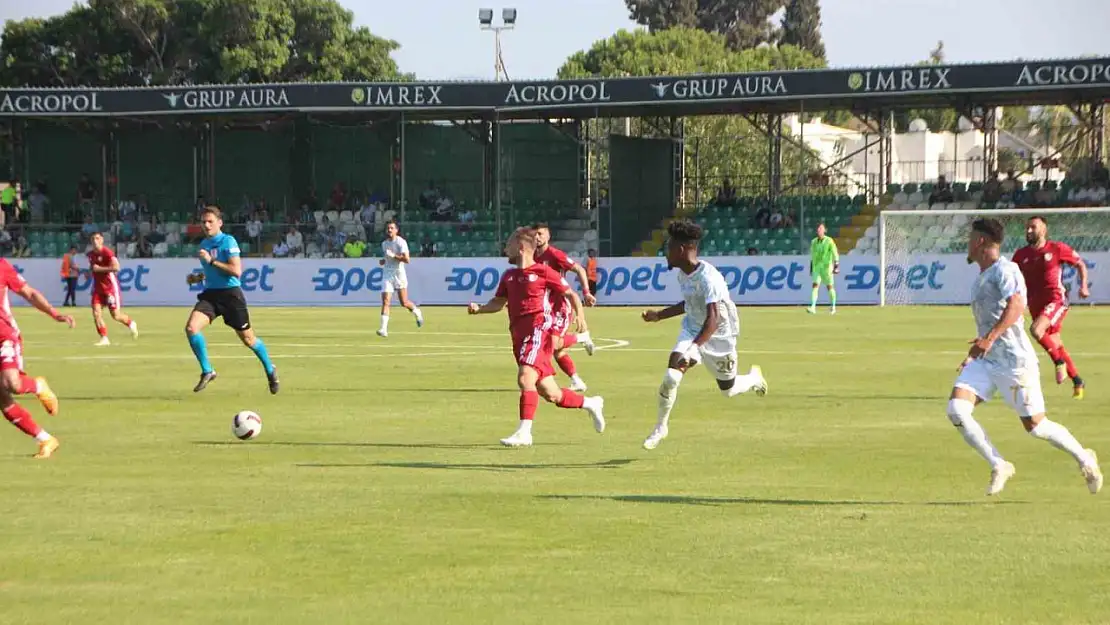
[816,221,827,228]
[971,218,1005,244]
[531,222,550,231]
[1028,215,1047,226]
[667,219,703,244]
[200,205,223,219]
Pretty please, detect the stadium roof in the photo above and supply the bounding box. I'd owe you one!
[1,56,1107,120]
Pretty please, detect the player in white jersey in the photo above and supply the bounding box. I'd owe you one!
[377,221,424,337]
[950,217,1102,496]
[640,220,767,450]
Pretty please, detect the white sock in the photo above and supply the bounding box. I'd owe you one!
[517,419,533,434]
[657,368,683,429]
[570,374,585,386]
[380,314,389,331]
[577,331,592,343]
[947,399,1005,467]
[412,307,423,319]
[721,372,758,397]
[1029,418,1093,466]
[35,430,51,442]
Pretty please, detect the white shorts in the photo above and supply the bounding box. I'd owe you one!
[382,273,408,294]
[954,359,1045,418]
[672,327,738,382]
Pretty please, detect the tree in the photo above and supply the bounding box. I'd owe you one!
[895,41,958,133]
[559,28,826,206]
[0,0,408,87]
[625,0,786,51]
[779,0,825,60]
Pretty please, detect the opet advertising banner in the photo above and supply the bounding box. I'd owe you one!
[7,253,1105,307]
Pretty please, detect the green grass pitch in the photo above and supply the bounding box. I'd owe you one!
[1,305,1108,624]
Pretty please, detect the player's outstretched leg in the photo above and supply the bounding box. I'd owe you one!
[185,312,217,392]
[1,372,58,459]
[645,355,687,450]
[92,305,110,347]
[538,377,604,433]
[397,288,423,328]
[554,350,586,392]
[946,394,1013,495]
[718,365,768,398]
[560,331,596,356]
[12,373,58,416]
[237,329,279,395]
[1025,416,1102,494]
[111,309,138,340]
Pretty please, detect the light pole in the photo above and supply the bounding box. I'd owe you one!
[478,8,516,81]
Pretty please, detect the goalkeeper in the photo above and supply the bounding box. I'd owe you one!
[808,222,839,315]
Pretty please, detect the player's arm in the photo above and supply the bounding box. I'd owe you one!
[809,239,817,274]
[642,301,684,322]
[467,296,507,314]
[1060,245,1090,299]
[691,301,721,347]
[569,263,596,305]
[207,254,242,278]
[91,257,120,274]
[830,239,840,274]
[14,284,75,327]
[562,289,588,332]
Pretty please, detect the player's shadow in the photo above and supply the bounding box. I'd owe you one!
[788,393,938,402]
[538,494,1029,507]
[298,458,637,473]
[303,388,517,394]
[191,440,529,450]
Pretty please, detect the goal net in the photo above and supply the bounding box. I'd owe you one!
[878,207,1110,306]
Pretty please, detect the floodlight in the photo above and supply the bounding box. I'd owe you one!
[502,8,517,25]
[478,9,493,26]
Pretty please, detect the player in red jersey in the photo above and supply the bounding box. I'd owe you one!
[0,258,75,458]
[1012,216,1089,399]
[532,223,597,392]
[87,232,138,346]
[468,227,605,447]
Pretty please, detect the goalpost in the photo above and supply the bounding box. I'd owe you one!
[879,206,1110,306]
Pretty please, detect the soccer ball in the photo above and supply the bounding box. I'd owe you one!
[232,410,262,440]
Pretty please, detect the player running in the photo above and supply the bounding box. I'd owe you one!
[87,232,138,346]
[949,218,1100,496]
[468,227,605,447]
[533,223,596,391]
[184,206,279,394]
[808,222,839,314]
[640,220,767,451]
[0,258,75,458]
[377,221,423,338]
[1012,216,1088,399]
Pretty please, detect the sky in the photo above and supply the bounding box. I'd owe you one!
[1,0,1108,81]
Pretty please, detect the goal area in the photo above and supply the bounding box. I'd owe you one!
[878,207,1110,306]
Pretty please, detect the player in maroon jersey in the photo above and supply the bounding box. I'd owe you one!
[468,227,605,447]
[87,232,138,346]
[1012,216,1089,399]
[0,258,75,458]
[532,223,597,392]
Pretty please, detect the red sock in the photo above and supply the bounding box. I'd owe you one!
[562,334,579,348]
[557,389,585,409]
[1058,345,1080,379]
[97,325,108,337]
[556,354,577,377]
[3,403,41,438]
[17,374,37,395]
[117,314,132,326]
[519,390,539,421]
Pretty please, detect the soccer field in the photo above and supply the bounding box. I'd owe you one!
[2,305,1108,624]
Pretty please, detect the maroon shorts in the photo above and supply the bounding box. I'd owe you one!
[511,319,555,379]
[1031,299,1069,336]
[91,278,122,311]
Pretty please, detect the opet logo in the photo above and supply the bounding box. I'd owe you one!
[445,266,504,296]
[188,265,276,292]
[312,266,383,295]
[69,265,152,292]
[845,261,946,291]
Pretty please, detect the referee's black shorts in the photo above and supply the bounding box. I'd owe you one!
[194,287,251,331]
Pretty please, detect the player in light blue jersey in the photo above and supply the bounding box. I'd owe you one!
[948,218,1100,496]
[184,206,279,394]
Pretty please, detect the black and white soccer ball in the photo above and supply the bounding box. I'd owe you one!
[232,410,262,440]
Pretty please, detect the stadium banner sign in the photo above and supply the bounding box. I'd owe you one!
[7,255,1107,307]
[1,57,1107,117]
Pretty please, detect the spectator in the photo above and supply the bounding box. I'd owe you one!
[982,171,1002,204]
[1000,169,1020,198]
[359,197,376,231]
[432,194,454,222]
[136,236,154,258]
[81,216,99,243]
[272,240,290,258]
[330,183,346,211]
[928,175,955,205]
[586,249,599,297]
[747,247,759,256]
[119,194,138,222]
[0,228,12,256]
[77,174,97,210]
[769,208,784,228]
[115,219,135,243]
[12,236,30,258]
[61,245,79,306]
[27,184,49,224]
[419,180,439,211]
[285,226,304,256]
[420,233,438,257]
[458,206,475,231]
[147,215,167,244]
[332,225,348,254]
[246,212,264,244]
[753,203,770,228]
[185,216,204,243]
[136,194,150,220]
[716,179,736,206]
[0,180,17,226]
[343,234,367,259]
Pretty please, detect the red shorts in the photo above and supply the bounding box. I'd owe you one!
[0,335,24,372]
[547,301,574,337]
[91,277,122,311]
[510,319,555,379]
[1031,299,1069,335]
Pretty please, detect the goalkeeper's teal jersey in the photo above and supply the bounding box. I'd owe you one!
[810,236,839,269]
